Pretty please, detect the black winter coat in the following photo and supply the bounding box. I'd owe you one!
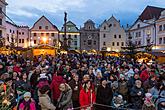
[130,86,145,109]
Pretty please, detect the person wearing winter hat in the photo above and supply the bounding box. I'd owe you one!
[142,93,155,110]
[19,92,36,110]
[95,78,113,110]
[39,85,56,110]
[118,74,128,101]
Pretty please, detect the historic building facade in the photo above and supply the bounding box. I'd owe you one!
[60,21,80,50]
[5,21,29,48]
[80,20,99,51]
[0,0,7,45]
[99,16,126,52]
[128,6,165,51]
[156,10,165,52]
[30,16,59,47]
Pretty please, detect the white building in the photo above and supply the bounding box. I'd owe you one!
[128,6,165,51]
[0,0,7,44]
[128,19,156,48]
[60,21,80,50]
[99,16,126,52]
[156,10,165,52]
[30,16,59,47]
[5,21,29,48]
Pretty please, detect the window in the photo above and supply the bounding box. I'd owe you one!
[137,24,140,28]
[164,37,165,44]
[51,33,54,37]
[104,26,106,30]
[75,47,77,50]
[39,26,42,29]
[13,31,15,34]
[34,33,36,36]
[63,35,65,38]
[68,35,71,39]
[11,37,14,42]
[138,41,141,45]
[41,33,44,36]
[0,19,2,25]
[19,32,21,35]
[84,40,86,45]
[46,33,49,36]
[117,42,119,46]
[0,7,2,13]
[19,39,21,43]
[164,24,165,31]
[119,35,121,38]
[112,42,115,46]
[94,41,96,45]
[135,32,141,37]
[114,35,117,38]
[22,32,24,35]
[109,24,112,27]
[45,26,48,30]
[34,40,37,44]
[114,24,116,27]
[22,39,24,43]
[121,42,124,46]
[159,25,162,31]
[10,29,12,33]
[0,30,2,37]
[103,34,106,38]
[159,38,162,44]
[7,34,9,41]
[88,40,92,45]
[74,35,77,38]
[103,42,106,46]
[74,41,77,45]
[88,26,91,30]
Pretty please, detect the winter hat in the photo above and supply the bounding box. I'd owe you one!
[145,93,152,98]
[24,92,31,98]
[119,74,125,79]
[101,78,106,82]
[111,81,118,89]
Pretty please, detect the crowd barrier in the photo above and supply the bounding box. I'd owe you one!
[72,103,141,110]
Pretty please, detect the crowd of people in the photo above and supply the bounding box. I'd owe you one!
[0,53,164,110]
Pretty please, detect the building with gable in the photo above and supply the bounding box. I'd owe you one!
[30,16,59,47]
[80,19,100,51]
[99,16,126,52]
[0,0,7,46]
[156,10,165,52]
[60,21,80,50]
[128,6,165,51]
[5,21,29,48]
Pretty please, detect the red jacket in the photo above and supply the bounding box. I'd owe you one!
[140,70,149,82]
[79,88,96,109]
[13,66,21,73]
[50,75,66,100]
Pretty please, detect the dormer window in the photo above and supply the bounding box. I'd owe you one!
[39,26,42,29]
[88,26,91,30]
[104,26,106,30]
[109,24,112,27]
[137,24,140,28]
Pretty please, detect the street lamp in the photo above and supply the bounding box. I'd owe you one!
[42,37,47,44]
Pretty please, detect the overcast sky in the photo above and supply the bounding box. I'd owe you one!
[6,0,165,29]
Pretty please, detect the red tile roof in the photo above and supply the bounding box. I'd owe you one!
[139,6,165,21]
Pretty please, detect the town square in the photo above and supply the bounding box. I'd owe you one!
[0,0,164,110]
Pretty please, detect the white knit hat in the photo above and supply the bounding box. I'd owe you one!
[145,93,152,98]
[24,92,31,98]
